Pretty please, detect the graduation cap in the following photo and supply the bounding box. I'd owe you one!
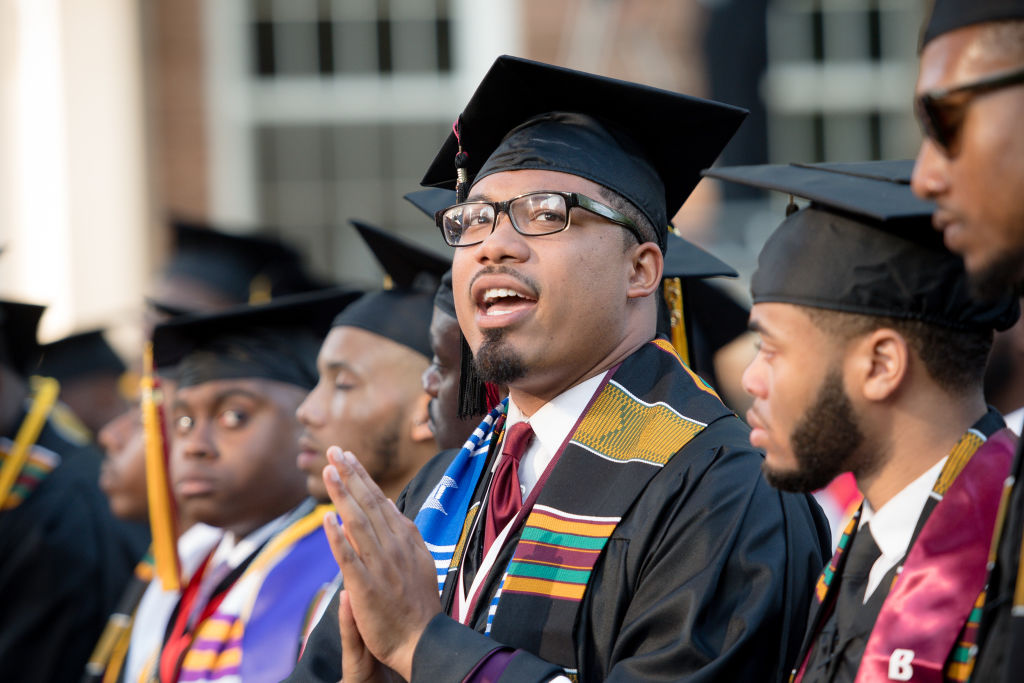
[922,0,1024,47]
[404,188,457,222]
[420,55,747,251]
[152,287,361,389]
[704,160,1020,332]
[154,219,325,314]
[37,329,126,382]
[658,231,746,386]
[0,300,45,377]
[331,222,450,359]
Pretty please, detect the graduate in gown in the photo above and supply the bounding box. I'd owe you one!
[707,159,1020,682]
[910,1,1024,680]
[290,55,831,683]
[138,291,351,683]
[0,300,148,683]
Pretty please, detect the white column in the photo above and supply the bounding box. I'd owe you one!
[0,0,151,347]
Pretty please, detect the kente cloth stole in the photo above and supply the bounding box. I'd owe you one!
[792,419,1015,683]
[424,340,733,676]
[170,503,337,683]
[0,437,59,510]
[0,377,61,510]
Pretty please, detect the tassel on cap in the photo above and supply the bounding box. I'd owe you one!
[785,194,799,217]
[142,343,181,591]
[453,116,470,203]
[457,333,489,419]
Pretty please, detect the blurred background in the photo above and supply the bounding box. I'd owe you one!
[0,0,927,353]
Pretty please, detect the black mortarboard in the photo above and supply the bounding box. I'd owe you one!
[658,232,745,380]
[922,0,1024,48]
[420,55,746,251]
[152,288,361,389]
[37,329,126,381]
[663,231,738,280]
[0,300,45,377]
[330,222,449,359]
[403,188,457,221]
[704,160,1020,331]
[159,219,325,309]
[404,190,461,319]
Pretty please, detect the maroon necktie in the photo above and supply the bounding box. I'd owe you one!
[483,422,535,553]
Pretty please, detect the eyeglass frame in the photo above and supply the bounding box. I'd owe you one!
[434,190,644,247]
[914,65,1024,155]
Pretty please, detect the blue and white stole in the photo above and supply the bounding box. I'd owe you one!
[415,400,508,594]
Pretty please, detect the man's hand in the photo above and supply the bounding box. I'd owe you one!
[322,447,441,680]
[338,590,400,683]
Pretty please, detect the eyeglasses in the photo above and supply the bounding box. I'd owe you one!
[435,190,643,247]
[914,65,1024,156]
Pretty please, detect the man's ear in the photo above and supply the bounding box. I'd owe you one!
[849,328,909,403]
[626,242,663,299]
[409,392,434,443]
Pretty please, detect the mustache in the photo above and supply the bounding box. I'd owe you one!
[468,265,541,298]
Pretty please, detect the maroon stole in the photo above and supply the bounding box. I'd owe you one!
[794,426,1016,683]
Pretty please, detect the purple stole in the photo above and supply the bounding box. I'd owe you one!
[794,427,1016,683]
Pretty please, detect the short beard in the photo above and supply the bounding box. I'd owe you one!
[968,248,1024,302]
[473,329,526,385]
[762,371,869,493]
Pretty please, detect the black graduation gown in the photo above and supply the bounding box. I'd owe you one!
[290,420,831,682]
[0,415,149,683]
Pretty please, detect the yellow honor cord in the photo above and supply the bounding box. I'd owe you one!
[142,343,181,591]
[0,375,60,508]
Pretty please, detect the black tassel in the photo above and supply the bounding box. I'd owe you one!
[453,115,470,203]
[457,333,488,419]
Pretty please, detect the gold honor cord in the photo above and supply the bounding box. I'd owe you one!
[663,277,689,366]
[0,376,60,508]
[142,343,181,591]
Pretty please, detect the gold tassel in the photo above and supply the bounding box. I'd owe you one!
[0,375,59,507]
[662,277,690,366]
[142,343,180,590]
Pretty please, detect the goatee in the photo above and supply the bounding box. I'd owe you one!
[473,328,527,385]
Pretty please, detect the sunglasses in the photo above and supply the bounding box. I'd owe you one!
[914,65,1024,156]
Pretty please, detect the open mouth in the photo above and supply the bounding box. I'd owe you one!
[480,287,538,317]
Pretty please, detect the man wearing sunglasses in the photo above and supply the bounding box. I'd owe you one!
[911,2,1024,682]
[289,56,832,683]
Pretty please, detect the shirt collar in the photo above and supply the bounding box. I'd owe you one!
[859,455,948,563]
[506,372,608,456]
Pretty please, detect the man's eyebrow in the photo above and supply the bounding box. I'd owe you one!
[747,319,767,335]
[325,360,356,374]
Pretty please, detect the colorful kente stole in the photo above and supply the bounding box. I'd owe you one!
[419,340,733,677]
[792,420,1016,683]
[83,549,156,683]
[0,376,60,509]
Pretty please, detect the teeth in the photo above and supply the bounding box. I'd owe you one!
[483,288,526,303]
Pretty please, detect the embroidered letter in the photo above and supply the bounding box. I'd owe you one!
[888,649,914,681]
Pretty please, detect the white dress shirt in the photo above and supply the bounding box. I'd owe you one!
[502,372,608,499]
[858,455,948,601]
